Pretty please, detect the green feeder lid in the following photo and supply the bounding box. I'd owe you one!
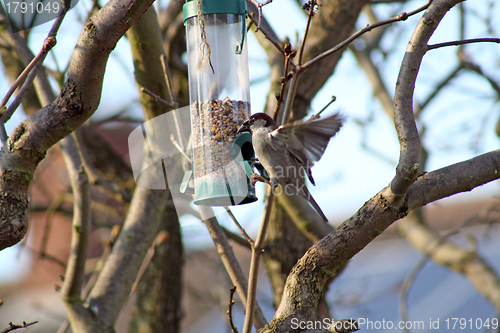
[183,0,247,22]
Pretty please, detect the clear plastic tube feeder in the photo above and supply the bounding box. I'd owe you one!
[181,0,257,206]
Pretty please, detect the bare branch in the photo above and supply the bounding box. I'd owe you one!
[0,0,71,144]
[298,0,318,66]
[247,3,284,56]
[258,150,500,332]
[0,37,55,109]
[199,206,268,330]
[60,135,91,302]
[85,187,169,330]
[249,0,273,32]
[140,87,177,109]
[227,286,239,333]
[427,37,500,50]
[390,0,461,198]
[73,130,132,202]
[160,54,179,107]
[419,63,463,113]
[0,6,57,107]
[1,321,39,333]
[129,231,169,296]
[274,45,297,123]
[257,1,476,331]
[224,206,255,246]
[407,150,500,210]
[459,55,500,99]
[399,209,500,314]
[0,0,156,251]
[0,36,56,144]
[300,0,432,73]
[242,190,274,333]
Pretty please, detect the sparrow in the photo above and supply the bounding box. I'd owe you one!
[237,112,344,222]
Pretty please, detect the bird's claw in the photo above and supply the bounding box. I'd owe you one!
[250,173,271,186]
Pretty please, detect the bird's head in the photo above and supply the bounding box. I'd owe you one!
[237,113,278,134]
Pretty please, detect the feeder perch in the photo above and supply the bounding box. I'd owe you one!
[180,0,259,206]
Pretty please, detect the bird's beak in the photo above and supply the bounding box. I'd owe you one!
[237,123,250,134]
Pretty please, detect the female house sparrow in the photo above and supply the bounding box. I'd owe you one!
[237,112,344,222]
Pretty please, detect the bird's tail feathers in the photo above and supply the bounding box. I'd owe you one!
[300,187,328,223]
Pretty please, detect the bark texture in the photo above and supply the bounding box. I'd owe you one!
[126,7,184,332]
[0,0,155,251]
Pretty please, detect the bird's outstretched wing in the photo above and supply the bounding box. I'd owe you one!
[269,113,344,184]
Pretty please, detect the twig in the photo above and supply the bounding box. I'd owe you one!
[170,134,191,162]
[40,194,64,260]
[1,321,39,333]
[56,226,118,333]
[160,54,178,108]
[72,130,132,202]
[280,1,431,124]
[419,64,463,113]
[226,286,239,333]
[300,0,432,73]
[399,213,477,330]
[82,225,119,299]
[249,0,272,32]
[0,37,57,144]
[40,252,67,269]
[242,189,275,333]
[140,87,177,109]
[161,54,188,153]
[222,226,252,249]
[5,0,69,98]
[199,206,268,329]
[247,10,284,56]
[224,206,254,246]
[281,71,300,124]
[130,231,169,295]
[0,58,50,144]
[277,0,318,123]
[314,95,336,117]
[0,0,70,145]
[273,44,297,123]
[460,56,500,99]
[427,37,500,50]
[298,0,318,66]
[0,38,56,109]
[399,254,428,333]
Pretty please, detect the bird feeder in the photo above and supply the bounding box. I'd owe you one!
[180,0,257,206]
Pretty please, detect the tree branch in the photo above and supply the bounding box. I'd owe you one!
[243,191,274,333]
[407,150,500,210]
[258,149,500,332]
[1,321,39,333]
[390,0,462,198]
[256,1,472,331]
[199,206,268,330]
[427,37,500,50]
[60,134,92,302]
[85,187,169,331]
[0,0,156,251]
